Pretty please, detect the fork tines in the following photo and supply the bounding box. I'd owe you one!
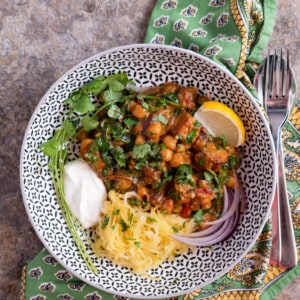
[266,49,291,109]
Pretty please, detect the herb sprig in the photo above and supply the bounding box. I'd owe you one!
[39,72,130,272]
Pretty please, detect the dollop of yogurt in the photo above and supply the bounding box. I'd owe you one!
[63,159,107,229]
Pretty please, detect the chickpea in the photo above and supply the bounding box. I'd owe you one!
[135,134,146,145]
[201,200,212,210]
[160,161,167,171]
[146,121,163,142]
[175,143,186,153]
[132,122,143,135]
[168,152,191,168]
[162,135,177,151]
[160,148,173,162]
[131,103,149,119]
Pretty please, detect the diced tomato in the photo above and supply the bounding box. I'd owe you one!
[179,204,192,218]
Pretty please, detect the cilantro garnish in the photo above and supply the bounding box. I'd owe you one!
[172,226,179,233]
[152,114,169,125]
[192,210,203,225]
[102,215,110,229]
[39,72,130,273]
[185,129,197,144]
[175,164,195,186]
[119,219,129,232]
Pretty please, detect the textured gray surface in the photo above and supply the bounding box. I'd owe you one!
[0,1,299,299]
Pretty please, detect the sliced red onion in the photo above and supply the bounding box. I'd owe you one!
[143,115,153,132]
[173,212,237,246]
[179,222,223,238]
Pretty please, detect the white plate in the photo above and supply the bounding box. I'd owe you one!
[20,44,276,299]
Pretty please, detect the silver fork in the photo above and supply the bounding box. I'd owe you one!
[265,49,297,269]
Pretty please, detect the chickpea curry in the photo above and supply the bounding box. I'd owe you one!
[77,82,240,227]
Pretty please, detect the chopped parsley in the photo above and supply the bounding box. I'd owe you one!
[102,215,110,229]
[175,164,195,186]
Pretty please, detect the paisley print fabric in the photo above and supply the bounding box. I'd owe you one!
[145,0,276,96]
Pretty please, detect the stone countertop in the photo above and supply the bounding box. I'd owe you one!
[0,1,299,299]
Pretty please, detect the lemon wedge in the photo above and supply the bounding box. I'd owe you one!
[194,101,245,147]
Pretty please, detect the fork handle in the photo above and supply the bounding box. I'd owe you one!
[273,140,297,268]
[270,189,280,265]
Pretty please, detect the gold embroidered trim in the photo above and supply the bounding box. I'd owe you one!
[20,265,26,300]
[184,289,260,300]
[230,0,248,79]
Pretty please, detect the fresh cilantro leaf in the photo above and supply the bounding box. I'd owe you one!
[229,154,238,168]
[113,209,120,216]
[164,93,178,102]
[204,170,214,183]
[72,94,95,114]
[40,119,75,156]
[172,226,179,233]
[185,129,196,144]
[194,120,201,128]
[129,212,134,227]
[218,166,229,187]
[107,72,129,86]
[83,75,107,96]
[96,137,110,151]
[175,164,195,186]
[132,144,152,159]
[119,219,128,232]
[123,117,138,129]
[152,114,169,125]
[131,143,161,161]
[221,133,227,147]
[141,101,149,110]
[107,104,122,119]
[81,116,99,132]
[62,119,76,136]
[147,217,157,223]
[108,79,125,92]
[192,210,203,225]
[39,138,59,157]
[103,89,123,103]
[101,215,109,229]
[134,241,141,248]
[111,146,126,167]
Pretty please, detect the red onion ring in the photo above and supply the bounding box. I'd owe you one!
[173,211,237,246]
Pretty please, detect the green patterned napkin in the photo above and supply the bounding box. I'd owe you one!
[145,0,276,97]
[22,1,300,299]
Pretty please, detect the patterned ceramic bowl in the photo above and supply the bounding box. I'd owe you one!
[20,44,276,299]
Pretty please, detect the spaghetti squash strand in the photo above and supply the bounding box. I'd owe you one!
[95,190,195,276]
